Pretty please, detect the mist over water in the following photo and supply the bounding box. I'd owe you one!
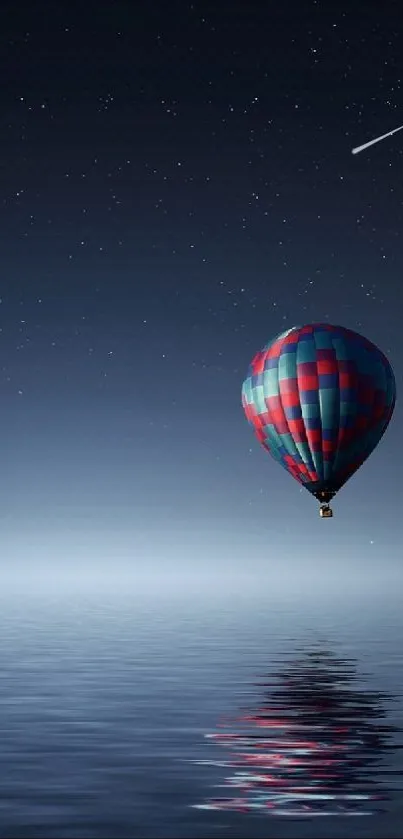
[0,570,401,838]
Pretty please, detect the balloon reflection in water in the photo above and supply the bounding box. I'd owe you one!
[193,649,402,817]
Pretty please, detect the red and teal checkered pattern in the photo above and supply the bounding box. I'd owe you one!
[241,324,396,496]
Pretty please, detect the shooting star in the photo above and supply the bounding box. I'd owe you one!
[352,123,403,155]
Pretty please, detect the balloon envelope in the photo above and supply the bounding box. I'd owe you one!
[241,324,396,498]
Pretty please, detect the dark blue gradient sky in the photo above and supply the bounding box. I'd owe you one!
[1,0,402,584]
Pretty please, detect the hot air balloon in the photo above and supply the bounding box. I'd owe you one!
[241,324,396,517]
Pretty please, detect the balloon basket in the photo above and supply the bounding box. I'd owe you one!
[319,505,333,518]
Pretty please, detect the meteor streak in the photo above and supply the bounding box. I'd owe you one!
[352,123,403,155]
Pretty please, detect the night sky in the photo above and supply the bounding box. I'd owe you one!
[1,1,402,588]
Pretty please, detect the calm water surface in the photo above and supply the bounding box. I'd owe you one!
[0,584,401,838]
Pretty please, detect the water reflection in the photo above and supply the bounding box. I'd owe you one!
[194,646,402,817]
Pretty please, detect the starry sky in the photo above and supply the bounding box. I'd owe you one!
[1,0,402,589]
